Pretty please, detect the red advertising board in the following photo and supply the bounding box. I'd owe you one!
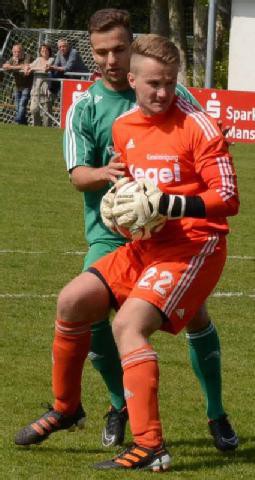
[61,79,92,128]
[190,87,255,143]
[61,80,255,143]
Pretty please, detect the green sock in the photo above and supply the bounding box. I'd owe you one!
[89,319,125,411]
[186,322,225,420]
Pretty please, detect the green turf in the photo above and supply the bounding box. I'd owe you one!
[0,124,254,479]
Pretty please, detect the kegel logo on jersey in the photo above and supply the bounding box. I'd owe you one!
[129,163,181,185]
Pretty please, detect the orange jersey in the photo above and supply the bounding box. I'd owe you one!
[112,96,239,240]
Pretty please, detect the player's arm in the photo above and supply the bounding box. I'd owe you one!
[157,132,239,220]
[70,154,126,192]
[64,99,125,192]
[158,126,239,222]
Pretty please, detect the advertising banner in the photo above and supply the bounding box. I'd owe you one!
[190,87,255,143]
[61,81,255,143]
[61,79,92,128]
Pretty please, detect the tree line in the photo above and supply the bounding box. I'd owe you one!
[0,0,231,88]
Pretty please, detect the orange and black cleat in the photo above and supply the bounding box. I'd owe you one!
[15,403,86,446]
[94,443,171,471]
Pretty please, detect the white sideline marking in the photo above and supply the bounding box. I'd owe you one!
[228,255,254,260]
[0,249,86,255]
[0,292,254,299]
[0,250,254,260]
[0,293,57,298]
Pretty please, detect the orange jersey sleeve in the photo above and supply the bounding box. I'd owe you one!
[181,103,239,217]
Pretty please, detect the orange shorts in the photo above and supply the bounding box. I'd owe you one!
[89,233,227,334]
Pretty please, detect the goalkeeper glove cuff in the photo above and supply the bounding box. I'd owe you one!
[159,194,206,219]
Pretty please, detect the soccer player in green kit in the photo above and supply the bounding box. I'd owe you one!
[64,8,237,451]
[15,8,238,452]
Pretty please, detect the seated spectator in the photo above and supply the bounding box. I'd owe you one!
[2,44,33,125]
[24,44,54,127]
[46,39,89,93]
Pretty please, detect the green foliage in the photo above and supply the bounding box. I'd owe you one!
[30,0,49,28]
[0,124,255,479]
[214,57,228,89]
[214,19,230,89]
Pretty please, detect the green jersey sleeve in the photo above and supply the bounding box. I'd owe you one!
[175,83,202,110]
[64,90,97,171]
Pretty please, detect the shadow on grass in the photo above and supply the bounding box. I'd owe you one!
[164,435,255,473]
[13,436,255,475]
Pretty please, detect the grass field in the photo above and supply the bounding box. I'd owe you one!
[0,123,254,480]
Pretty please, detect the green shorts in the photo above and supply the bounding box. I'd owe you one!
[83,240,126,271]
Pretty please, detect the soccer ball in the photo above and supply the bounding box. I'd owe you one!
[111,179,166,240]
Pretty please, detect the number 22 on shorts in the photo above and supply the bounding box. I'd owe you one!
[138,267,173,297]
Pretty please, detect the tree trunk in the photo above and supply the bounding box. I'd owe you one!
[168,0,188,85]
[193,0,208,87]
[150,0,169,37]
[22,0,32,28]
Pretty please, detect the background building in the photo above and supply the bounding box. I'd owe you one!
[228,0,255,91]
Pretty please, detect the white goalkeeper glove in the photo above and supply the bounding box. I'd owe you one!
[112,179,164,229]
[100,177,130,233]
[101,177,187,239]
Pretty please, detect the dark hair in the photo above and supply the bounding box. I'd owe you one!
[39,43,52,57]
[88,8,133,42]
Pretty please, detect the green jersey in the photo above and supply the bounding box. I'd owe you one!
[64,79,200,246]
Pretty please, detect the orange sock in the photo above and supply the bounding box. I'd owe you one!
[52,319,91,414]
[121,343,163,449]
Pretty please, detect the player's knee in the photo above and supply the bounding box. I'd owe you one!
[187,303,211,332]
[57,285,81,321]
[112,316,124,343]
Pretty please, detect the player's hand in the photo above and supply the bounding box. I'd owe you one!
[112,179,163,229]
[100,177,130,232]
[217,119,235,146]
[103,153,126,183]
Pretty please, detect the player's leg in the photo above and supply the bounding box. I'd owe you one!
[15,271,111,446]
[84,242,127,447]
[95,298,171,471]
[186,304,238,451]
[186,305,224,420]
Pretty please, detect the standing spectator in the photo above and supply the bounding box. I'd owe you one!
[2,44,33,125]
[24,44,54,127]
[46,39,89,93]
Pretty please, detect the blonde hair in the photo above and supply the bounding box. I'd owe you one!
[130,34,180,68]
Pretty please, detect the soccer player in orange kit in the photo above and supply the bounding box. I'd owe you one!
[15,34,239,471]
[93,34,239,470]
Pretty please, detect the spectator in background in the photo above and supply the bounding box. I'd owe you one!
[24,44,54,127]
[46,39,89,93]
[2,44,33,125]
